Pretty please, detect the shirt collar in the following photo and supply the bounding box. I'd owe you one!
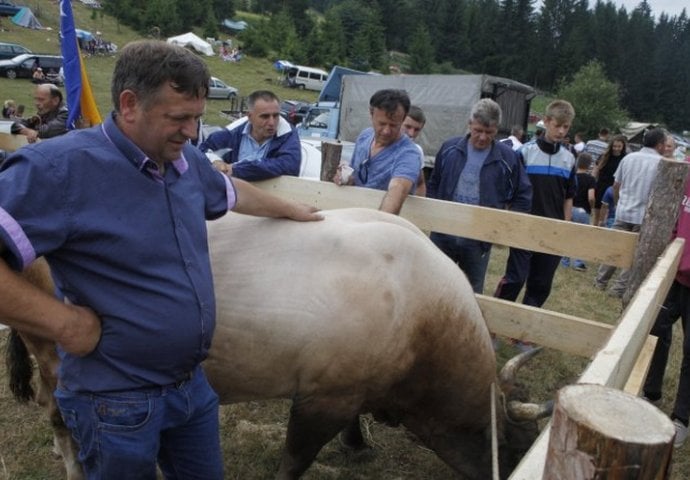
[101,112,188,175]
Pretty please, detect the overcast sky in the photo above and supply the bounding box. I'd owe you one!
[535,1,687,18]
[617,0,687,18]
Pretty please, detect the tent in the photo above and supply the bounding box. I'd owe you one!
[221,19,248,33]
[11,7,43,29]
[620,122,659,145]
[166,32,214,56]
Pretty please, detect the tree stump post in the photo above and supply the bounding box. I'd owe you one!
[320,140,343,182]
[543,384,674,479]
[622,158,690,308]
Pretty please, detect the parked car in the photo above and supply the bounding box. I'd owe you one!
[280,100,311,126]
[0,42,31,60]
[208,76,238,99]
[0,0,21,17]
[0,54,63,79]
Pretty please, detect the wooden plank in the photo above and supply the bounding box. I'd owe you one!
[624,336,658,395]
[578,238,682,389]
[0,132,30,152]
[478,295,611,358]
[253,177,638,267]
[510,239,683,479]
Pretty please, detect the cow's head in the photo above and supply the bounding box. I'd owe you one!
[496,348,553,478]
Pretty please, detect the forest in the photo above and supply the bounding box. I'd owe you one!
[101,0,689,131]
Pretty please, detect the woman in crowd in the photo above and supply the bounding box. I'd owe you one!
[592,134,627,226]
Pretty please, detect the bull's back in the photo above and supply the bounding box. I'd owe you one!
[204,208,494,406]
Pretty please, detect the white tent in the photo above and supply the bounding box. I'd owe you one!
[166,32,214,56]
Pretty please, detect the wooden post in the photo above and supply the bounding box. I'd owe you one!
[320,140,343,182]
[622,158,690,308]
[543,383,674,479]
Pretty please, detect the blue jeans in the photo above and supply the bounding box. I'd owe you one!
[561,207,590,268]
[55,365,223,480]
[431,233,491,293]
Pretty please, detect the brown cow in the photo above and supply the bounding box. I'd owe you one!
[6,208,549,479]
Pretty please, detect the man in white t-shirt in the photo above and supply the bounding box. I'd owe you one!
[402,105,427,196]
[594,128,667,296]
[500,124,524,151]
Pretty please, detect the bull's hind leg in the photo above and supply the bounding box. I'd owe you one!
[276,397,358,480]
[339,416,367,450]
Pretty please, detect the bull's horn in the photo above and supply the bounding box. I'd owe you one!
[498,346,543,390]
[506,399,554,422]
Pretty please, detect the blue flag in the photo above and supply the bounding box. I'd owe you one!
[59,0,101,129]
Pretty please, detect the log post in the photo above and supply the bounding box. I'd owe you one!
[543,383,674,479]
[622,158,690,308]
[320,140,343,182]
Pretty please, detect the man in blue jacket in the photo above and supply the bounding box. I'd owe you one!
[198,90,301,181]
[427,98,532,294]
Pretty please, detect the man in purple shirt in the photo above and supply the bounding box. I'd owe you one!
[0,40,321,479]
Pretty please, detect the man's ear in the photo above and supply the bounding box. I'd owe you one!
[118,90,138,122]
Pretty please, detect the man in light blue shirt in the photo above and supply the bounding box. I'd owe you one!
[333,89,420,214]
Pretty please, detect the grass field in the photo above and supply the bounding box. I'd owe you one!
[0,2,319,129]
[1,3,688,479]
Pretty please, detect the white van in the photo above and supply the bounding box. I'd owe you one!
[285,65,329,91]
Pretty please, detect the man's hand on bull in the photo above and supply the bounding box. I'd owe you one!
[287,203,323,222]
[212,160,232,176]
[57,304,102,356]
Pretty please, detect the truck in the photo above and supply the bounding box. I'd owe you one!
[298,73,536,167]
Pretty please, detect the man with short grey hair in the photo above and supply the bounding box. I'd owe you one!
[427,98,532,293]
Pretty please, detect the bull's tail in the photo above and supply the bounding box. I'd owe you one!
[5,328,35,403]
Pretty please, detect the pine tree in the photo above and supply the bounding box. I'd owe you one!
[408,25,434,73]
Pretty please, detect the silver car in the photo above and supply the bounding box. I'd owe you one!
[208,76,238,99]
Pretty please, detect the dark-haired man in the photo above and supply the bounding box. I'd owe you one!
[0,40,321,478]
[198,89,301,181]
[13,83,68,142]
[333,88,421,214]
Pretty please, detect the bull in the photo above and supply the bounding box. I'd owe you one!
[5,208,549,479]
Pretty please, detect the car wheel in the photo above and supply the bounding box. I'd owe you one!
[298,84,305,90]
[6,69,17,79]
[227,92,236,99]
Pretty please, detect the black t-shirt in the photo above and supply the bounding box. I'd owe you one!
[574,172,596,214]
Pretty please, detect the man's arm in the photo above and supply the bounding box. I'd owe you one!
[232,177,323,221]
[37,108,69,139]
[0,257,101,356]
[509,153,532,213]
[379,177,414,215]
[563,197,573,222]
[613,181,621,205]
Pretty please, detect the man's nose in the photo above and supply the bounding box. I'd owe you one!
[182,119,199,139]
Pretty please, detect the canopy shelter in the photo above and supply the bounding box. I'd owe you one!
[76,29,94,42]
[273,59,294,71]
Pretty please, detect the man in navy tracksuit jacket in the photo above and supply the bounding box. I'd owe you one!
[427,98,532,294]
[494,99,577,309]
[198,90,301,181]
